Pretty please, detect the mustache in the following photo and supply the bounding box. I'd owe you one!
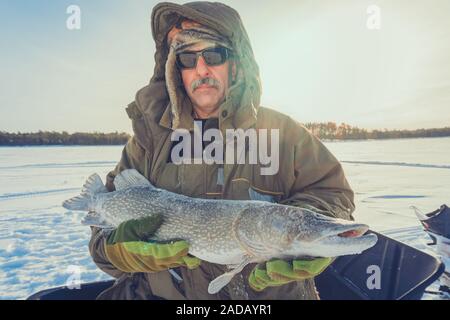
[191,77,220,92]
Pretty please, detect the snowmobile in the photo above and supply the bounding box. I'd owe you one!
[413,204,450,296]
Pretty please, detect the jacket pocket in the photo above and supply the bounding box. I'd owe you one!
[179,163,206,198]
[230,176,283,202]
[154,163,182,194]
[248,187,277,203]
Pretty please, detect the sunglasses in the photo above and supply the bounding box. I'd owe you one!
[176,46,232,69]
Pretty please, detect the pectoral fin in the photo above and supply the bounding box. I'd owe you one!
[208,256,253,295]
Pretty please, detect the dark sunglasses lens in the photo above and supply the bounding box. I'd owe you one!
[203,48,227,66]
[177,47,229,68]
[178,53,197,68]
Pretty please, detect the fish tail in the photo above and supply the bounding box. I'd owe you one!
[62,173,107,211]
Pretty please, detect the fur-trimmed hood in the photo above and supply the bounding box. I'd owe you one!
[128,1,262,139]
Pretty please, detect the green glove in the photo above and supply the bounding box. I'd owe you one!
[248,257,333,292]
[104,215,201,273]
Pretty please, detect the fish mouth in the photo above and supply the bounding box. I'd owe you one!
[313,221,368,240]
[336,225,369,239]
[317,224,378,254]
[285,223,378,259]
[319,224,373,243]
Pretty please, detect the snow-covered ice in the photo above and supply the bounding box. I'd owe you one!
[0,138,449,300]
[0,146,119,300]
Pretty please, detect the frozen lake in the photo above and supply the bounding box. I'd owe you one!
[0,137,449,299]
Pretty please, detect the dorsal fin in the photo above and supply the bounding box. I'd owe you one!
[113,169,154,190]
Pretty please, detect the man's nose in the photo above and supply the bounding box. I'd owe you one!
[195,56,210,77]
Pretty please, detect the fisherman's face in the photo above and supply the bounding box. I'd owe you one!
[180,43,236,118]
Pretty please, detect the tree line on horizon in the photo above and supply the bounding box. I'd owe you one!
[0,123,450,146]
[304,122,450,140]
[0,131,130,146]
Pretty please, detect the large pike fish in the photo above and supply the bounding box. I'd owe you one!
[63,169,378,294]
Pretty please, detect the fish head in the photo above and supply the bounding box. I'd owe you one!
[281,209,378,258]
[235,206,378,261]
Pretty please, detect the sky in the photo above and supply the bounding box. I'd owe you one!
[0,0,449,134]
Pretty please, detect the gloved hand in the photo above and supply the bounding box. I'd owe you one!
[104,215,201,273]
[248,257,333,292]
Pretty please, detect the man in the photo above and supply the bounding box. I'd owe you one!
[89,1,355,300]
